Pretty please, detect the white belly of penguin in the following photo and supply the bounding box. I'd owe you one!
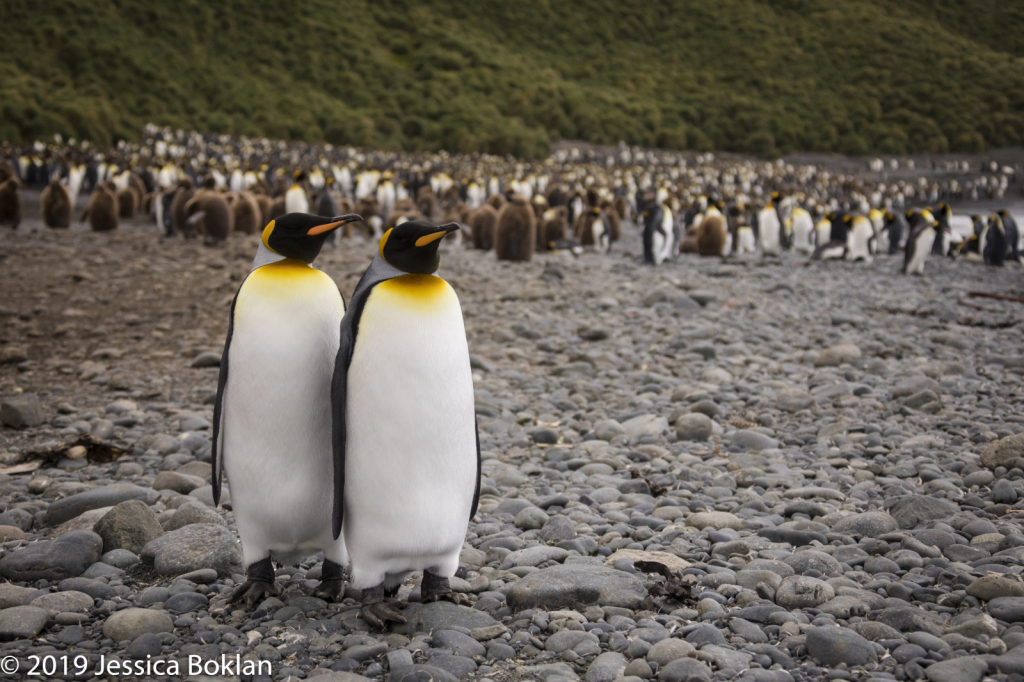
[222,269,345,567]
[345,277,476,589]
[758,210,780,254]
[908,229,935,274]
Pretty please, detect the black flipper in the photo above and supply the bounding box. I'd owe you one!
[211,281,247,507]
[332,255,405,540]
[470,415,481,521]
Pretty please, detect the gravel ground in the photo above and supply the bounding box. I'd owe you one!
[2,206,1024,682]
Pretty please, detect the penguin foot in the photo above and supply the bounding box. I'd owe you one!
[228,557,279,610]
[359,584,407,630]
[309,559,346,602]
[229,579,279,609]
[420,572,471,606]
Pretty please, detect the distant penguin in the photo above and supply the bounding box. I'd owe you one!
[881,211,906,254]
[286,173,310,214]
[186,191,234,244]
[790,207,814,254]
[904,217,940,275]
[600,199,622,243]
[814,213,848,260]
[330,219,478,629]
[494,196,536,261]
[997,210,1021,262]
[0,178,21,229]
[539,206,568,251]
[487,194,507,212]
[232,192,262,235]
[215,212,362,608]
[41,179,72,228]
[757,199,782,255]
[983,215,1007,266]
[254,194,272,227]
[846,216,874,262]
[170,178,196,236]
[698,214,727,257]
[641,205,674,265]
[316,180,342,244]
[82,182,119,232]
[118,188,139,218]
[576,207,611,253]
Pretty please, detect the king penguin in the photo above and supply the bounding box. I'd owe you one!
[213,211,362,608]
[331,219,480,629]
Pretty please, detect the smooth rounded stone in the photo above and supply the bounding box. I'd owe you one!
[805,626,878,666]
[140,523,242,577]
[432,629,486,657]
[0,605,48,639]
[139,586,170,606]
[586,652,628,682]
[923,656,987,682]
[103,607,175,642]
[503,546,570,568]
[506,564,647,610]
[516,662,579,681]
[967,576,1024,601]
[605,550,690,573]
[0,584,37,609]
[832,512,898,537]
[191,351,222,368]
[0,529,102,581]
[685,624,727,646]
[847,621,904,642]
[814,344,862,367]
[744,559,795,578]
[163,500,226,531]
[388,665,458,682]
[43,483,160,526]
[152,471,206,494]
[775,575,835,609]
[657,657,713,682]
[624,659,653,679]
[0,393,42,428]
[58,577,115,599]
[735,570,783,592]
[126,632,163,659]
[426,655,476,678]
[864,556,901,574]
[731,430,778,452]
[889,496,960,530]
[0,511,33,532]
[981,434,1024,470]
[675,413,713,442]
[783,550,842,576]
[993,479,1019,504]
[100,549,140,569]
[874,607,944,635]
[495,498,536,516]
[539,515,577,543]
[166,591,209,613]
[775,390,814,413]
[987,597,1024,622]
[622,415,669,441]
[686,511,742,530]
[892,643,927,664]
[547,630,600,653]
[697,598,726,619]
[532,429,560,445]
[963,470,995,487]
[515,506,550,530]
[30,590,93,616]
[397,601,497,634]
[729,617,768,643]
[593,420,627,442]
[643,639,693,668]
[92,499,165,555]
[179,568,218,584]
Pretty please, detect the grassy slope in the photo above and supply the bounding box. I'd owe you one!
[2,0,1024,157]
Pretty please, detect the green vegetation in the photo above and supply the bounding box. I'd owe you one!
[3,0,1024,157]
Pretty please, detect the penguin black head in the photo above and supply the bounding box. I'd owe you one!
[262,213,361,263]
[379,220,460,274]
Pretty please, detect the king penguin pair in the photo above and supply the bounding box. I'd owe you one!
[214,213,479,630]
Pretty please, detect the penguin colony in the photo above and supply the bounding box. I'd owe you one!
[2,125,1023,275]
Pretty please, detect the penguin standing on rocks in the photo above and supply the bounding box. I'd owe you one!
[997,210,1021,262]
[903,211,943,275]
[881,210,907,255]
[983,214,1007,266]
[214,212,363,608]
[41,178,72,228]
[641,204,675,265]
[286,172,310,214]
[82,182,119,232]
[495,196,537,261]
[331,219,479,629]
[0,177,21,229]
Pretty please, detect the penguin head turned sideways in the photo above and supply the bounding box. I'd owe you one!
[378,219,460,274]
[261,213,362,263]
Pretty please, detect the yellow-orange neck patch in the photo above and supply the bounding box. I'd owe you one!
[262,220,277,253]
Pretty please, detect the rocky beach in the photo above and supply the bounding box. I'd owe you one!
[1,210,1024,682]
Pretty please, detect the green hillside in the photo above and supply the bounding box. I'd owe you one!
[3,0,1024,157]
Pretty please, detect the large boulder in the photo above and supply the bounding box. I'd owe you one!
[93,500,165,554]
[0,530,102,581]
[140,523,242,577]
[506,565,647,611]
